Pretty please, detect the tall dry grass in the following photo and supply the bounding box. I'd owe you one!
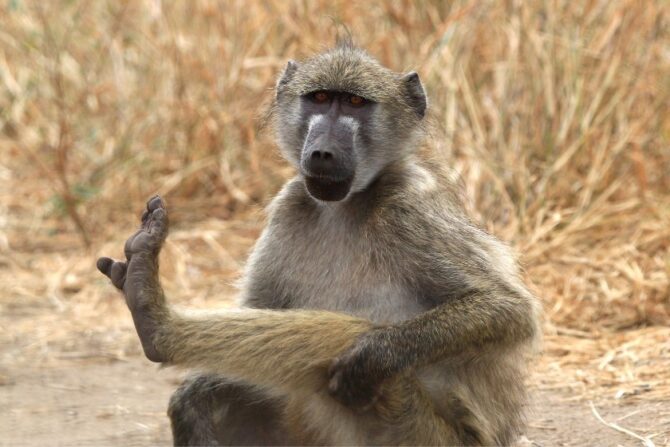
[0,0,669,398]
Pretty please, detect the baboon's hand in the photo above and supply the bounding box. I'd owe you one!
[328,331,389,409]
[96,195,168,291]
[96,195,169,362]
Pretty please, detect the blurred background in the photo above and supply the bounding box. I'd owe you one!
[0,1,668,445]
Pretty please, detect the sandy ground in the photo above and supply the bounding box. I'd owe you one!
[2,354,668,446]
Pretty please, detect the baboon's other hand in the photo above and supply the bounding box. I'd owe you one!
[328,332,387,410]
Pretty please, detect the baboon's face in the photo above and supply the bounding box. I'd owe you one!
[295,90,374,201]
[274,46,427,202]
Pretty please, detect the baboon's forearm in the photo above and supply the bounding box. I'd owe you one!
[379,289,538,373]
[123,253,171,362]
[156,308,373,393]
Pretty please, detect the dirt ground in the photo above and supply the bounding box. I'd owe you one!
[2,333,668,446]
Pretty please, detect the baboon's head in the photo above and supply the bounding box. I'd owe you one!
[273,43,427,202]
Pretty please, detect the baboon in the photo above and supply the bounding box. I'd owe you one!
[98,42,541,446]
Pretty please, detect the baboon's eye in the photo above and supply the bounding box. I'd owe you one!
[312,91,330,103]
[348,95,366,107]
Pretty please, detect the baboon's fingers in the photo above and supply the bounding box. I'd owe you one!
[147,207,169,242]
[136,196,168,247]
[123,208,168,256]
[140,195,162,222]
[327,340,382,409]
[141,195,165,227]
[141,209,150,226]
[96,257,128,290]
[147,195,165,212]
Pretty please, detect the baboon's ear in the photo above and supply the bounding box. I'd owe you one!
[276,60,299,94]
[401,72,427,118]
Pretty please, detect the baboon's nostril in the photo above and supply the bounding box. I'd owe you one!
[311,150,333,161]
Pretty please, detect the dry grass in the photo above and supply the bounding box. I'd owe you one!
[1,0,669,411]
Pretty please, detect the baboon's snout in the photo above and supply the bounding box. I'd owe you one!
[301,117,355,181]
[300,116,356,202]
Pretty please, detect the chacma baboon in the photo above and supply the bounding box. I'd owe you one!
[98,42,541,446]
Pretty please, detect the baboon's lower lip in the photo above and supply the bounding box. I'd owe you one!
[304,175,354,202]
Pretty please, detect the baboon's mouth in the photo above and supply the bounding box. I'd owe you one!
[304,175,354,202]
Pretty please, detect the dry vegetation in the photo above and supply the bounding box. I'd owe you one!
[0,0,669,444]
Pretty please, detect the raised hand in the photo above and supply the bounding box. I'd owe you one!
[97,195,170,362]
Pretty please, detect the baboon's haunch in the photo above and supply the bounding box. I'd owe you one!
[98,42,541,446]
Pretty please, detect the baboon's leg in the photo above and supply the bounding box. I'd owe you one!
[370,374,468,445]
[167,372,472,446]
[278,371,468,445]
[168,374,289,446]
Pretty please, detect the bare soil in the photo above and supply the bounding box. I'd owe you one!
[2,356,668,446]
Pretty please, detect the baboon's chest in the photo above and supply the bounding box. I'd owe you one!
[261,211,426,324]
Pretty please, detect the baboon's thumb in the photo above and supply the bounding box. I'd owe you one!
[97,257,113,278]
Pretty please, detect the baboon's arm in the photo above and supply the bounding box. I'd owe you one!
[359,288,533,365]
[327,285,537,405]
[97,197,372,395]
[162,308,371,393]
[328,207,540,406]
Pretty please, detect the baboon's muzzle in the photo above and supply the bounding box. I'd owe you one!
[300,115,356,202]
